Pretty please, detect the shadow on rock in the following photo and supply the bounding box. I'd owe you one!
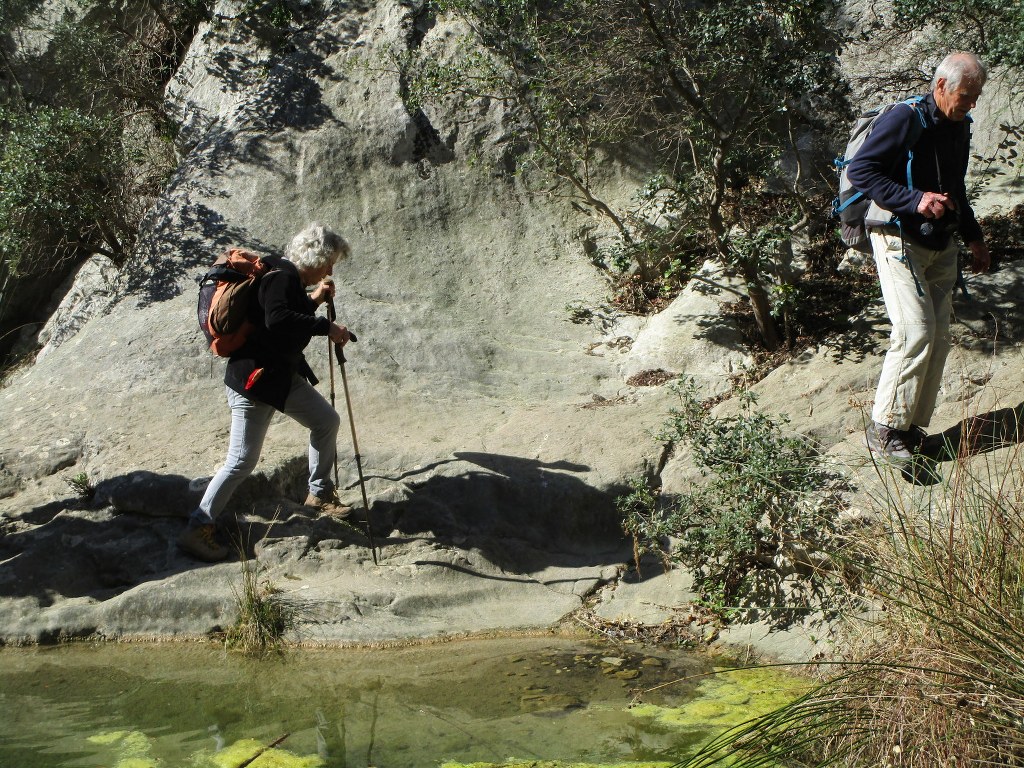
[0,450,630,618]
[732,567,850,632]
[920,402,1024,462]
[0,496,192,606]
[363,451,631,574]
[1,470,236,607]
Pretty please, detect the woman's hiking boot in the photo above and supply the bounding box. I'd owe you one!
[304,490,353,518]
[178,523,230,562]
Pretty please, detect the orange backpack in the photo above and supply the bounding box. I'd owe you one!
[196,249,269,357]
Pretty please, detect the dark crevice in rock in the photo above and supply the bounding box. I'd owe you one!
[392,2,455,168]
[407,1,436,49]
[409,109,456,166]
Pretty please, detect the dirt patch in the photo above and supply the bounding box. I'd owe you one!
[626,369,677,387]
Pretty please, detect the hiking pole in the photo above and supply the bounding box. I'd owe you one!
[327,295,379,565]
[327,319,338,487]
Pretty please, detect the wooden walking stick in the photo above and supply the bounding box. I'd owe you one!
[327,296,379,565]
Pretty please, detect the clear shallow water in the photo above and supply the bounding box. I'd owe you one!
[0,636,768,767]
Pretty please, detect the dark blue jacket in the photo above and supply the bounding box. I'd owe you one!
[847,93,983,250]
[224,256,331,411]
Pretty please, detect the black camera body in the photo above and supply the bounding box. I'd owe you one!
[921,209,960,237]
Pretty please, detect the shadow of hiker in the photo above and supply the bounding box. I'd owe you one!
[0,467,366,613]
[0,474,198,607]
[365,451,631,573]
[920,402,1024,461]
[0,451,629,637]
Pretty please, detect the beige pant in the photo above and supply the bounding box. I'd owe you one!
[870,228,959,430]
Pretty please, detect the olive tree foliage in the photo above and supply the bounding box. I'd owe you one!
[892,0,1024,71]
[0,0,209,348]
[412,0,852,350]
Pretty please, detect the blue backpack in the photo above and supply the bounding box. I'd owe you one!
[833,96,928,253]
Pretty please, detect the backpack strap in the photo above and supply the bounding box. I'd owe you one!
[902,95,928,191]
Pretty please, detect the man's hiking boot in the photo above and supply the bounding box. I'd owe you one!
[864,422,915,463]
[304,490,353,518]
[906,425,928,451]
[178,524,230,562]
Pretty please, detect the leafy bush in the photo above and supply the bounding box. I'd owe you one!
[621,379,849,614]
[677,423,1024,766]
[0,0,210,354]
[0,106,129,273]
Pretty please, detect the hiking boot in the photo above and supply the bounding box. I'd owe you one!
[906,424,928,450]
[178,524,230,562]
[304,490,352,518]
[864,422,914,463]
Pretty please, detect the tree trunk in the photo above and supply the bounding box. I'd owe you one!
[739,260,781,352]
[707,145,782,353]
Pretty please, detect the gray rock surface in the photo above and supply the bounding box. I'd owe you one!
[0,0,671,646]
[0,0,1020,663]
[620,260,752,395]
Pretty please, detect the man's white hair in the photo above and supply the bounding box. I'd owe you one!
[285,222,350,269]
[932,52,987,91]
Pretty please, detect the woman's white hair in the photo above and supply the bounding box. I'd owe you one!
[285,222,351,269]
[932,52,987,91]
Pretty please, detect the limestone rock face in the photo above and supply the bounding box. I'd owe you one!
[1,0,1021,654]
[34,256,119,363]
[0,0,675,644]
[620,261,753,395]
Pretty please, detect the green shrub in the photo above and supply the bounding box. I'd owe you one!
[64,471,96,500]
[621,379,849,615]
[0,106,127,276]
[676,424,1024,766]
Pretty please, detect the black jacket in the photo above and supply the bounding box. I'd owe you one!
[224,255,331,411]
[846,93,984,250]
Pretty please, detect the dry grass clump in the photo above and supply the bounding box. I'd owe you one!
[678,419,1024,767]
[225,552,297,658]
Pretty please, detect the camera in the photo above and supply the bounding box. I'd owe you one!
[920,208,960,237]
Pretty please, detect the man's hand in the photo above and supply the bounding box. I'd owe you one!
[968,240,991,273]
[328,322,350,345]
[917,191,954,219]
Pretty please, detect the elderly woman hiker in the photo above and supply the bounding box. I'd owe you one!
[179,223,354,562]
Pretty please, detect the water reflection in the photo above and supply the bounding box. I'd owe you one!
[0,636,720,767]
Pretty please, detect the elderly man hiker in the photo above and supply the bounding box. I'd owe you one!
[848,51,991,464]
[179,223,354,562]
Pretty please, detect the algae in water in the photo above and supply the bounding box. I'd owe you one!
[629,666,811,729]
[440,762,673,768]
[87,731,323,768]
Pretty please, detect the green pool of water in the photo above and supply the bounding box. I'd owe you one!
[0,636,806,767]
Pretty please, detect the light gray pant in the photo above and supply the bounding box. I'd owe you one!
[870,228,959,430]
[190,374,341,526]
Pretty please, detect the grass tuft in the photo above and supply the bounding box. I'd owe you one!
[225,547,297,658]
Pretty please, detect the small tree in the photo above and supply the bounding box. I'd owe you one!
[417,0,852,350]
[620,379,849,615]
